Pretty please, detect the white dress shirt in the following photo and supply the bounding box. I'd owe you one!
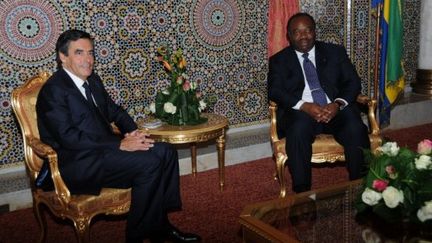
[292,46,347,110]
[293,47,331,109]
[63,68,96,105]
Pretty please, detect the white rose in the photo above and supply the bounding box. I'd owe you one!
[378,142,400,156]
[382,186,404,208]
[149,102,156,113]
[163,102,177,114]
[414,155,432,170]
[162,89,170,95]
[198,100,207,112]
[361,188,382,206]
[361,228,381,243]
[190,80,197,90]
[417,200,432,222]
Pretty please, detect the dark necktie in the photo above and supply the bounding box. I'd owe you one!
[302,53,328,106]
[82,82,113,133]
[82,82,97,109]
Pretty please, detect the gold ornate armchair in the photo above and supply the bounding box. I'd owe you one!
[11,72,131,243]
[269,95,382,197]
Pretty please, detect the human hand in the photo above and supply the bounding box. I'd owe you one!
[300,102,327,122]
[120,130,155,151]
[320,103,339,123]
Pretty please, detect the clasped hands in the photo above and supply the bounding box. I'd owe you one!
[120,130,154,151]
[301,102,340,123]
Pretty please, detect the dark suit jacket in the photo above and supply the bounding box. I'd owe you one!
[36,69,137,194]
[268,41,362,130]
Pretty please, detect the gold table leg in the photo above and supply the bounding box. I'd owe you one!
[216,129,226,191]
[190,142,197,176]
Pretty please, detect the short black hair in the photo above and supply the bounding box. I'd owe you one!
[55,29,93,69]
[287,12,316,35]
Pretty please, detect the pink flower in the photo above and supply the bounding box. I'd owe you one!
[417,139,432,155]
[182,81,191,91]
[385,165,398,179]
[372,179,389,192]
[385,165,395,174]
[196,92,202,98]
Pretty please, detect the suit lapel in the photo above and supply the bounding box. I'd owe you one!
[58,69,88,101]
[87,75,106,111]
[286,47,306,90]
[314,43,328,80]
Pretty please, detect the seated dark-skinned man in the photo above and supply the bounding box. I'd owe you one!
[268,13,370,193]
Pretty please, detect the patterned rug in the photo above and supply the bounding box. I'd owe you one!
[1,123,431,242]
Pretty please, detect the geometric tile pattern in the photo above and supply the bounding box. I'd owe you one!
[0,0,420,169]
[0,0,269,169]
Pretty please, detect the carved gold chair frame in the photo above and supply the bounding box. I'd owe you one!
[11,71,131,243]
[269,95,382,197]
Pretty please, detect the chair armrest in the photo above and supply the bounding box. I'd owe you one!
[269,101,280,143]
[27,136,71,206]
[270,95,380,141]
[356,94,380,135]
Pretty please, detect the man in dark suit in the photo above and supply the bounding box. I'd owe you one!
[268,13,370,193]
[36,29,201,243]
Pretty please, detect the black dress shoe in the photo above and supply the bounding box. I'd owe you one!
[166,224,201,242]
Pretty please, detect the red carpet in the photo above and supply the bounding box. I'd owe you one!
[1,123,431,242]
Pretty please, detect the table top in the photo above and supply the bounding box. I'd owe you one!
[239,180,432,242]
[139,113,229,144]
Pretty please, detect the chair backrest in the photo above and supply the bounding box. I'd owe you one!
[11,72,50,183]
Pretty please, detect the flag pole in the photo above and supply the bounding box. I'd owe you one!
[373,3,382,101]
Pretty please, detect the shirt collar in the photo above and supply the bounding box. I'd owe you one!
[295,46,316,60]
[63,68,86,88]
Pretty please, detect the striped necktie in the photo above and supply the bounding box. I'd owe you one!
[302,53,327,106]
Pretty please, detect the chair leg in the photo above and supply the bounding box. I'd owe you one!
[275,153,288,198]
[73,216,91,243]
[33,200,47,243]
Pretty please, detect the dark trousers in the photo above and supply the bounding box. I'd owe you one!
[102,142,181,241]
[282,106,370,192]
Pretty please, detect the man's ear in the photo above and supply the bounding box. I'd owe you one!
[59,52,67,64]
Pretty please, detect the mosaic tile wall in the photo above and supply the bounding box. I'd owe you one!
[300,0,420,97]
[0,0,420,169]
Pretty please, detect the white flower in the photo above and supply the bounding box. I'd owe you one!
[162,89,170,95]
[149,102,156,113]
[382,186,404,208]
[163,102,177,114]
[361,188,382,206]
[361,228,381,243]
[417,200,432,222]
[414,155,432,170]
[198,100,207,112]
[181,73,189,80]
[190,80,197,90]
[377,142,400,156]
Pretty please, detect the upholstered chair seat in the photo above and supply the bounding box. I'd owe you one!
[269,95,382,197]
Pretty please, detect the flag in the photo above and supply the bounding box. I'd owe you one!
[376,0,405,126]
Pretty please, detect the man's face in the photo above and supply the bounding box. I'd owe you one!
[59,38,94,80]
[287,16,316,53]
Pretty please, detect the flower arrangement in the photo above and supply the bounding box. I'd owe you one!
[356,139,432,224]
[147,46,207,125]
